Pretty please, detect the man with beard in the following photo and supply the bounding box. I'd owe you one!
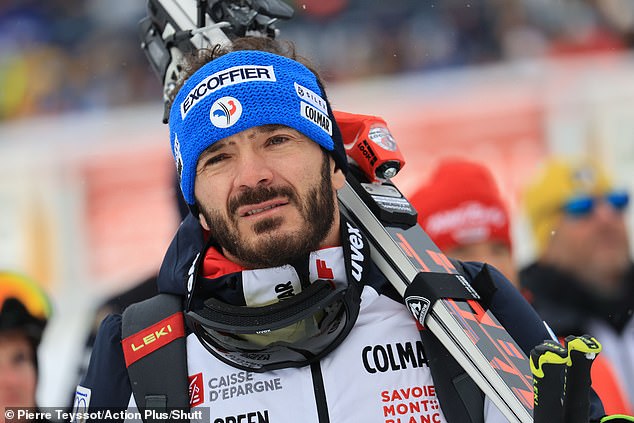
[521,156,633,415]
[76,38,606,423]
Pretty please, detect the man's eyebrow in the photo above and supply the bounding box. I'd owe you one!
[244,124,289,139]
[201,140,231,156]
[259,124,286,133]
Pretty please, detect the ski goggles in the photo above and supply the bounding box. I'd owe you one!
[0,271,51,321]
[186,278,360,372]
[562,191,629,217]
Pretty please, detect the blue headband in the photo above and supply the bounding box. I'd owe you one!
[169,50,343,205]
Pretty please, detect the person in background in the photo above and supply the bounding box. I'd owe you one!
[409,157,518,287]
[521,156,633,415]
[0,271,51,422]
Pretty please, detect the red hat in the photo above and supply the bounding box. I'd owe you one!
[410,158,512,253]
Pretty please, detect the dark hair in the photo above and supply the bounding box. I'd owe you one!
[1,298,47,374]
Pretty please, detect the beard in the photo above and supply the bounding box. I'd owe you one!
[199,154,337,268]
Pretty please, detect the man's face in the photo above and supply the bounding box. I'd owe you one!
[0,332,37,411]
[545,198,630,294]
[194,125,345,269]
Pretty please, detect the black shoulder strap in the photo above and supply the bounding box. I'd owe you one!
[419,327,485,423]
[121,293,190,423]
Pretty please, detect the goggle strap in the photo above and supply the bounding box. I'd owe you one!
[188,280,344,332]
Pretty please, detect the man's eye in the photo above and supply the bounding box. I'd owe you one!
[12,351,31,366]
[206,154,228,166]
[268,135,290,146]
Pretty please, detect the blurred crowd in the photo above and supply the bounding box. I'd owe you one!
[2,0,634,121]
[0,0,156,121]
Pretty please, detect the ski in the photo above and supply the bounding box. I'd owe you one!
[337,174,534,423]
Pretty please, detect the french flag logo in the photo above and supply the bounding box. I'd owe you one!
[210,96,242,128]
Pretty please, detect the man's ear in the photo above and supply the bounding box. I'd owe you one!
[198,211,211,231]
[332,160,346,190]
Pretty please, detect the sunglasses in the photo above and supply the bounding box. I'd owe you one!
[563,191,630,217]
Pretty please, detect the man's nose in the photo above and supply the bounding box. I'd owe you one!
[234,150,274,189]
[593,199,625,223]
[0,363,21,386]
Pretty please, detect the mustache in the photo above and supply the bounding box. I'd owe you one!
[228,185,298,216]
